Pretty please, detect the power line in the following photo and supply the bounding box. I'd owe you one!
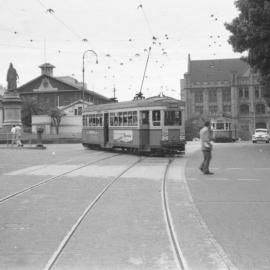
[35,0,94,47]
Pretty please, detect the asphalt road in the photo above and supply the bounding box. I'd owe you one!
[186,142,270,270]
[0,142,269,270]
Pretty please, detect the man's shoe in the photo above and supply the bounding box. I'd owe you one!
[199,167,203,172]
[204,171,214,175]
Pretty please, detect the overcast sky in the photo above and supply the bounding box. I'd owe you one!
[0,0,241,101]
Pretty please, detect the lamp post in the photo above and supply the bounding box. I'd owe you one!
[82,50,98,108]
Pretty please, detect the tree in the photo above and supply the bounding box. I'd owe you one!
[48,108,65,135]
[185,116,205,141]
[225,0,270,100]
[21,97,43,130]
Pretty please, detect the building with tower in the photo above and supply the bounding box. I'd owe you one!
[181,55,270,140]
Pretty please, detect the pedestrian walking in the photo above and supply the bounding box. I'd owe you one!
[10,125,16,146]
[15,124,23,147]
[199,121,213,174]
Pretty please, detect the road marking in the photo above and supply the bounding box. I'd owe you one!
[237,178,260,181]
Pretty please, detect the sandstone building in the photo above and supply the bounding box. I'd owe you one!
[181,55,270,140]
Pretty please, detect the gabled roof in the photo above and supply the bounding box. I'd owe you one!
[188,58,249,83]
[16,74,110,101]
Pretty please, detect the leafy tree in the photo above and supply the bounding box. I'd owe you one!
[185,117,205,141]
[225,0,270,99]
[21,97,43,130]
[48,108,65,135]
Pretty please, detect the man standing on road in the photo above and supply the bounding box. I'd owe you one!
[199,121,213,175]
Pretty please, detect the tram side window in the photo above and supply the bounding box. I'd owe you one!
[128,112,132,126]
[132,111,138,126]
[152,110,160,126]
[164,111,182,126]
[110,111,138,126]
[110,113,115,126]
[87,114,103,126]
[123,112,128,126]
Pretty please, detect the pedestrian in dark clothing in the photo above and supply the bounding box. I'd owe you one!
[199,121,213,174]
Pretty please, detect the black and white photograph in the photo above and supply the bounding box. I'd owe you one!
[0,0,270,269]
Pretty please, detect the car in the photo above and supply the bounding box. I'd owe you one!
[252,128,270,143]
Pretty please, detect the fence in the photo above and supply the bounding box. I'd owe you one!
[0,132,34,146]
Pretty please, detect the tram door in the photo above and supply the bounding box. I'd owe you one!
[140,110,150,147]
[104,113,109,145]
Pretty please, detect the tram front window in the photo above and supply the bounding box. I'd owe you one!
[142,111,149,125]
[152,110,160,126]
[164,111,181,126]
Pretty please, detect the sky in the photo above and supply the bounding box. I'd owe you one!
[0,0,242,101]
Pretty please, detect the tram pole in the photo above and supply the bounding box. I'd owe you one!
[82,50,98,108]
[135,46,151,100]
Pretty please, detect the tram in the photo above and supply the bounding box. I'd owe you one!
[211,120,236,142]
[82,95,186,154]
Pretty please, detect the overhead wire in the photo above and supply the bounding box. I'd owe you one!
[35,0,94,47]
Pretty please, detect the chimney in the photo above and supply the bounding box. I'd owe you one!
[39,63,55,76]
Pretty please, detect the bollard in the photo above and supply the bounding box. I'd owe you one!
[36,127,46,149]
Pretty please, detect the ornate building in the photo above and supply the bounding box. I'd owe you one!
[181,55,270,140]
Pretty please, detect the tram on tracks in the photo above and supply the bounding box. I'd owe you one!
[82,95,186,154]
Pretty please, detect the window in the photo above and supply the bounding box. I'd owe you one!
[239,104,249,114]
[110,111,138,126]
[195,105,203,114]
[223,105,231,113]
[208,89,217,102]
[255,86,260,98]
[132,111,138,126]
[164,111,182,126]
[78,107,82,115]
[74,108,78,116]
[142,111,149,125]
[84,113,103,126]
[209,105,218,114]
[256,104,265,114]
[239,87,243,98]
[152,110,160,126]
[123,112,128,126]
[222,88,231,102]
[244,87,249,98]
[195,90,203,103]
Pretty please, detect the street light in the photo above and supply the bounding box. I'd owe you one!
[82,49,98,108]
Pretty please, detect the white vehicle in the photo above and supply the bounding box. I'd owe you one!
[252,128,270,143]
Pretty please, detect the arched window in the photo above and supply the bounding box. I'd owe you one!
[239,104,249,114]
[256,104,265,114]
[239,88,243,98]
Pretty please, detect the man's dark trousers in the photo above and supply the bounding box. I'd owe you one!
[201,149,212,173]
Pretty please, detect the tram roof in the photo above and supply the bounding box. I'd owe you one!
[83,96,185,112]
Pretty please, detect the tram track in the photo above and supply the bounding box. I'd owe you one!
[0,152,121,204]
[162,158,188,270]
[43,156,143,270]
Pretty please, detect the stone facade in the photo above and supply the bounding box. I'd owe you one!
[182,55,270,140]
